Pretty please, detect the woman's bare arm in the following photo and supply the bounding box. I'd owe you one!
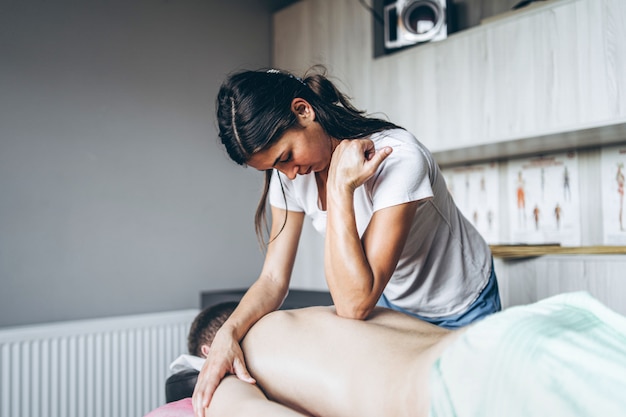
[192,207,304,417]
[325,139,418,319]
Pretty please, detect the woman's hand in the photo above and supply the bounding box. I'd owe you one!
[328,139,392,194]
[192,326,256,417]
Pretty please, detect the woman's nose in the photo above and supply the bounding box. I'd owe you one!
[282,165,298,180]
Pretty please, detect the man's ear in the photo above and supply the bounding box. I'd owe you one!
[201,344,210,358]
[290,98,315,126]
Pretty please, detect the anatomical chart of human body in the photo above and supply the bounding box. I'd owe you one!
[507,152,581,246]
[442,162,500,244]
[601,144,626,245]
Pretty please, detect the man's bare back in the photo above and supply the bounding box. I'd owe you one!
[149,293,626,417]
[238,306,464,417]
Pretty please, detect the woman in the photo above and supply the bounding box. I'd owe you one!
[192,66,500,417]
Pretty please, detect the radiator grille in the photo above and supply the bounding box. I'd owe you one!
[0,310,198,417]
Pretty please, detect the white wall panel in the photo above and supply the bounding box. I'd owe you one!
[273,0,626,293]
[496,255,626,315]
[275,0,626,153]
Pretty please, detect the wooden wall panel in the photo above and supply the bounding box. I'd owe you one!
[496,255,626,315]
[274,0,626,154]
[272,0,626,296]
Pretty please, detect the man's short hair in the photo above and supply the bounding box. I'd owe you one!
[187,301,238,357]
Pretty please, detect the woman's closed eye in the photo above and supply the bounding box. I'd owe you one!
[279,153,292,164]
[270,151,293,169]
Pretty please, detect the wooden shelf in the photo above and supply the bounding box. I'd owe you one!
[490,245,626,259]
[433,121,626,168]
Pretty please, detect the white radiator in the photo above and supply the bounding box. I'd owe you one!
[0,309,198,417]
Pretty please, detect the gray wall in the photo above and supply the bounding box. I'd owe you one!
[0,0,281,327]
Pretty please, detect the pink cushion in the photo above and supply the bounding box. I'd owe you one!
[144,398,194,417]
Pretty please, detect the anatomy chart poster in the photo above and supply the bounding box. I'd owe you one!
[507,152,581,246]
[601,145,626,245]
[442,162,500,244]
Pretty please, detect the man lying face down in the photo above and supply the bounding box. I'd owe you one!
[186,293,626,417]
[188,300,457,417]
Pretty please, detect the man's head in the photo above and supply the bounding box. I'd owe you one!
[187,301,238,358]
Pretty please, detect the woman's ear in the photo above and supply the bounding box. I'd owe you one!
[291,98,315,126]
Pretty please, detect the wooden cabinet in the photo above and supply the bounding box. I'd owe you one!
[273,0,626,164]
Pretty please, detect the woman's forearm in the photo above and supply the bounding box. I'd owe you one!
[324,188,376,319]
[224,206,304,339]
[324,140,393,319]
[224,277,289,341]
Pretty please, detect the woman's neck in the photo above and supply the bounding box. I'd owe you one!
[315,170,328,211]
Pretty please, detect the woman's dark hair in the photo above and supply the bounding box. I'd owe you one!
[187,301,238,358]
[216,65,401,248]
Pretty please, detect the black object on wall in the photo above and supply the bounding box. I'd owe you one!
[201,288,333,310]
[371,0,521,57]
[383,0,451,51]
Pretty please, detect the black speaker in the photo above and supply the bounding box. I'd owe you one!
[384,0,448,50]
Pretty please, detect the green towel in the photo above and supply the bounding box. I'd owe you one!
[429,292,626,417]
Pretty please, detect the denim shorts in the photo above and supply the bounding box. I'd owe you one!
[377,259,501,329]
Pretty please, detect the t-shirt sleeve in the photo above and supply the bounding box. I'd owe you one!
[268,169,305,212]
[369,139,434,212]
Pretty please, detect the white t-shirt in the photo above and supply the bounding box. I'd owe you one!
[268,129,491,317]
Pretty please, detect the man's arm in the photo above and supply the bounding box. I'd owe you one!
[207,376,310,417]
